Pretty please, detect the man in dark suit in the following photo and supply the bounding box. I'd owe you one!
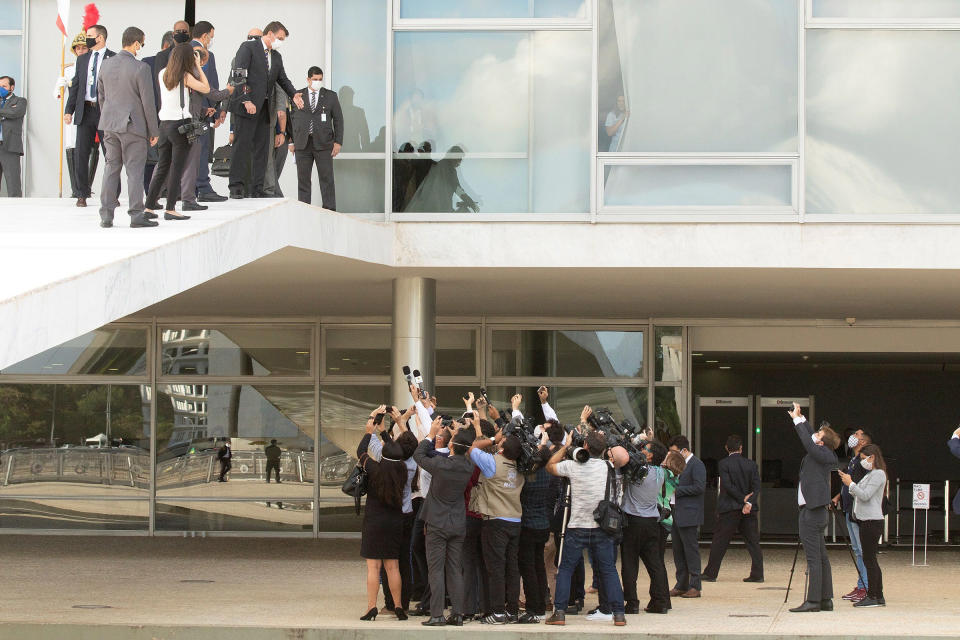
[290,66,343,209]
[949,426,960,515]
[64,24,114,207]
[151,21,192,111]
[227,21,303,199]
[189,21,228,204]
[264,439,282,483]
[702,435,763,582]
[0,75,26,197]
[787,402,841,613]
[413,419,476,627]
[668,435,706,598]
[217,440,232,482]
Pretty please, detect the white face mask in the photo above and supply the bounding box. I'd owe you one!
[310,80,322,91]
[860,458,873,471]
[811,433,822,445]
[272,37,286,50]
[847,434,859,449]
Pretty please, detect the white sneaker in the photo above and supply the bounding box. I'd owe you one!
[586,610,613,622]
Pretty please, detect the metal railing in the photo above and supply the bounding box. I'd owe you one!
[0,447,149,489]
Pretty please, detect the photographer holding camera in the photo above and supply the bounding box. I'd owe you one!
[544,409,627,627]
[144,42,209,220]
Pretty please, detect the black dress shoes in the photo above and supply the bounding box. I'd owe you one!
[422,616,446,627]
[229,191,245,199]
[644,605,670,614]
[820,599,833,611]
[624,603,640,614]
[182,201,208,211]
[130,214,158,228]
[99,218,113,228]
[743,576,764,583]
[410,605,429,616]
[701,575,717,582]
[445,614,463,626]
[789,601,821,613]
[143,211,158,219]
[198,192,228,202]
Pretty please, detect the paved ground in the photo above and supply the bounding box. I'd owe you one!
[0,536,957,638]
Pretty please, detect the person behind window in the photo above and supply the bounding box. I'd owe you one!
[838,444,887,608]
[604,95,628,152]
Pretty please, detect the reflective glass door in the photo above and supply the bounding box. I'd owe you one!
[755,396,815,537]
[694,396,752,535]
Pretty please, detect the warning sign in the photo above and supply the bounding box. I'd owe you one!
[913,483,930,510]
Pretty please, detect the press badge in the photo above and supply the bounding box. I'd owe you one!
[321,112,327,122]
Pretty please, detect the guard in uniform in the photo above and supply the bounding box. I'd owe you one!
[290,66,343,209]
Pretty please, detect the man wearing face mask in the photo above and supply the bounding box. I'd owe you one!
[290,66,343,208]
[228,21,303,199]
[0,75,26,197]
[831,428,872,603]
[189,21,228,204]
[64,24,114,207]
[94,27,159,228]
[151,20,192,111]
[786,403,840,613]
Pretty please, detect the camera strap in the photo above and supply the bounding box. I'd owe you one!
[179,81,185,111]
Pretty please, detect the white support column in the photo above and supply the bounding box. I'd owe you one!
[391,277,436,409]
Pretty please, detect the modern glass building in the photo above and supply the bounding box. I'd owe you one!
[3,1,960,541]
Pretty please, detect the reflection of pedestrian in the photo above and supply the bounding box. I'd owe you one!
[265,438,282,483]
[217,440,232,482]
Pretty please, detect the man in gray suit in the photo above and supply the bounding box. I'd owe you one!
[668,435,706,598]
[0,75,26,197]
[412,419,476,627]
[787,402,841,613]
[96,27,159,228]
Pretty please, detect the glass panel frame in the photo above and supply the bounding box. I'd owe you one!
[159,326,314,379]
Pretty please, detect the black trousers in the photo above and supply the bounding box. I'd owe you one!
[518,527,550,615]
[384,511,415,610]
[672,524,702,591]
[462,516,489,615]
[295,139,336,210]
[229,105,270,196]
[704,510,764,579]
[621,514,671,609]
[218,459,231,481]
[798,505,833,602]
[146,121,190,211]
[411,516,429,604]
[481,519,521,615]
[74,105,104,197]
[265,460,281,482]
[859,519,884,600]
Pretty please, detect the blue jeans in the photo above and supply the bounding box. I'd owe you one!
[554,528,624,614]
[845,513,868,590]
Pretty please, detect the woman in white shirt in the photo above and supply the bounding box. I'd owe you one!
[144,43,209,220]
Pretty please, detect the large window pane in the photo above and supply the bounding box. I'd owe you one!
[0,0,23,30]
[603,164,792,208]
[655,326,683,382]
[654,386,682,443]
[332,0,386,152]
[156,500,313,532]
[336,158,385,214]
[437,328,477,377]
[806,30,960,214]
[400,0,588,19]
[0,498,148,531]
[324,328,390,376]
[486,385,647,430]
[1,327,147,376]
[156,385,314,498]
[160,327,311,377]
[813,0,960,18]
[598,0,797,152]
[319,385,389,466]
[0,384,150,496]
[491,330,644,378]
[393,30,590,213]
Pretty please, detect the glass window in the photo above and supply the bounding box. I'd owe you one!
[399,0,588,19]
[598,0,798,152]
[812,0,960,18]
[654,386,682,444]
[655,326,683,382]
[491,330,644,378]
[806,30,960,214]
[319,385,390,463]
[0,1,23,30]
[437,328,477,377]
[0,384,150,496]
[155,500,313,532]
[0,498,148,530]
[156,385,314,498]
[393,30,590,213]
[324,328,390,376]
[486,385,648,429]
[160,327,311,377]
[603,164,792,208]
[332,0,386,152]
[335,158,385,214]
[1,327,147,376]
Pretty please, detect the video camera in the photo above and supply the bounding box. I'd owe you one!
[586,407,650,483]
[500,416,546,474]
[228,67,248,88]
[178,118,210,145]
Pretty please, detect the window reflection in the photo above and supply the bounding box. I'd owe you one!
[156,500,313,532]
[492,329,644,378]
[161,327,311,377]
[332,0,386,152]
[1,327,147,376]
[0,498,148,530]
[485,385,647,431]
[399,0,588,19]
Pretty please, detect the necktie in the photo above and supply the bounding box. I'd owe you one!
[91,52,100,100]
[265,48,270,71]
[309,91,316,134]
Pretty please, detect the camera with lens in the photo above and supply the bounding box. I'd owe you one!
[500,416,544,474]
[228,67,248,87]
[178,118,210,144]
[584,408,650,482]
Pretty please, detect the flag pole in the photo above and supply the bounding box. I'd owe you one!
[58,35,66,199]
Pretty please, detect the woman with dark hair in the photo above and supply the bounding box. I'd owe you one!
[357,405,409,621]
[838,443,887,608]
[145,42,209,220]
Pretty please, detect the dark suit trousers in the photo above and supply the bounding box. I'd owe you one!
[518,527,550,615]
[621,514,671,609]
[412,516,430,604]
[196,129,214,195]
[481,519,521,615]
[295,138,336,209]
[75,105,104,197]
[383,511,415,610]
[425,524,464,618]
[462,516,489,615]
[672,525,701,591]
[798,505,833,602]
[265,460,280,482]
[229,105,270,195]
[704,510,764,579]
[0,148,22,197]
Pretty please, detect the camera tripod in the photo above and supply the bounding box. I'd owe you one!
[783,536,807,604]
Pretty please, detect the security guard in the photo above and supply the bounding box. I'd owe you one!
[290,66,343,209]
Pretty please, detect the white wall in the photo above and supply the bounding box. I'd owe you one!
[24,0,326,198]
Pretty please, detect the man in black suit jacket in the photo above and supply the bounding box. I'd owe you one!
[787,402,841,613]
[413,420,476,627]
[703,435,763,582]
[63,24,114,206]
[668,435,706,598]
[227,21,303,199]
[949,426,960,515]
[290,66,343,209]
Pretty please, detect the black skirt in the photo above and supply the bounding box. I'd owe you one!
[360,492,405,559]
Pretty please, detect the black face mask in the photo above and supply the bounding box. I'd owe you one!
[85,37,98,48]
[173,31,191,44]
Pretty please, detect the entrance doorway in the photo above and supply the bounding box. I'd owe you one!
[694,396,752,533]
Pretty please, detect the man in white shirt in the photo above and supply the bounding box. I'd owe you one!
[604,95,628,152]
